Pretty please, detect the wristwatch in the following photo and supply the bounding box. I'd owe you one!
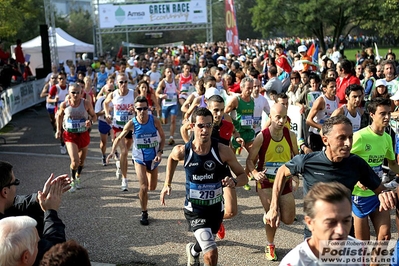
[158,149,163,154]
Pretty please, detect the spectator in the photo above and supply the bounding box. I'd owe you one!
[264,66,283,94]
[14,39,25,75]
[0,216,39,266]
[0,161,70,265]
[336,59,360,107]
[0,41,10,64]
[39,240,91,266]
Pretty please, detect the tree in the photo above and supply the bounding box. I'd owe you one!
[250,0,382,51]
[0,0,42,41]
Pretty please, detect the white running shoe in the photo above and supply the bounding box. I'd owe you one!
[121,178,128,191]
[69,181,76,193]
[385,180,399,190]
[116,161,121,180]
[75,177,82,189]
[382,173,390,184]
[60,145,67,155]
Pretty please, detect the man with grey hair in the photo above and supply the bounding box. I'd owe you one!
[225,76,255,190]
[0,161,69,265]
[0,216,39,266]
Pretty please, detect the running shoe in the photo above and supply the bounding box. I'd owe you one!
[102,155,107,166]
[69,181,76,193]
[168,138,175,145]
[116,160,121,180]
[140,212,149,226]
[385,179,399,190]
[265,244,277,261]
[217,222,225,239]
[121,178,128,191]
[75,177,82,189]
[186,242,200,266]
[243,183,251,191]
[60,145,67,155]
[382,173,390,183]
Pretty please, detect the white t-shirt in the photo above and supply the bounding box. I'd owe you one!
[279,236,364,266]
[253,94,270,133]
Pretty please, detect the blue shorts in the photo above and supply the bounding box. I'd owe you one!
[352,195,380,218]
[47,108,55,114]
[162,104,178,119]
[133,159,160,171]
[98,120,111,135]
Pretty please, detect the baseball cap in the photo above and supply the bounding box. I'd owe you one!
[205,87,220,99]
[391,91,399,100]
[217,56,227,62]
[298,45,307,53]
[59,60,64,64]
[127,59,135,66]
[218,64,227,71]
[376,79,387,88]
[239,55,246,62]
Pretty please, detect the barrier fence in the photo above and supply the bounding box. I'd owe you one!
[0,79,45,130]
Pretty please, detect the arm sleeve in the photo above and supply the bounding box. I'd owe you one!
[285,154,306,176]
[34,210,66,265]
[357,157,381,191]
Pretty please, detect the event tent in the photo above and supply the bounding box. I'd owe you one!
[11,28,94,75]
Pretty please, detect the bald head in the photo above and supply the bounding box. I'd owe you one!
[270,103,287,129]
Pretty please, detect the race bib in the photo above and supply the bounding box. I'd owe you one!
[253,117,261,126]
[165,93,177,103]
[136,133,159,149]
[114,110,132,126]
[264,162,284,182]
[181,83,190,94]
[189,182,223,206]
[241,115,253,126]
[65,118,86,133]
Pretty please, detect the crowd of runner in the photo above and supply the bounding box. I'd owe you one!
[34,39,399,265]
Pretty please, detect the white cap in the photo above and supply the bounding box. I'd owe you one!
[59,60,64,64]
[298,45,307,53]
[127,59,135,66]
[376,79,387,88]
[217,56,227,62]
[218,64,227,71]
[239,55,246,62]
[205,87,220,99]
[391,91,399,100]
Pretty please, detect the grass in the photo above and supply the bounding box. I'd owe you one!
[344,47,399,62]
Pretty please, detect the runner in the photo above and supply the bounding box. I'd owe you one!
[47,71,69,154]
[103,73,135,191]
[55,83,97,192]
[156,67,180,145]
[246,103,298,261]
[95,78,115,166]
[108,96,165,225]
[160,107,247,266]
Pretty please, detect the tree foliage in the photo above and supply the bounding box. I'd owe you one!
[250,0,387,50]
[0,0,43,41]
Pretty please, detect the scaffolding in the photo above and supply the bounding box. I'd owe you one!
[43,0,59,66]
[93,0,213,56]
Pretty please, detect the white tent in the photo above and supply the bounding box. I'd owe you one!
[11,28,94,75]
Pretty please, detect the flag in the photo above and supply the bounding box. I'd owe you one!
[225,0,240,56]
[307,43,319,64]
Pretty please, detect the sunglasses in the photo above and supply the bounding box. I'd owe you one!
[58,77,64,80]
[119,80,128,84]
[70,91,80,95]
[195,123,213,129]
[136,107,148,111]
[2,178,20,189]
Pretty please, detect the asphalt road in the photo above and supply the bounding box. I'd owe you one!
[0,103,394,266]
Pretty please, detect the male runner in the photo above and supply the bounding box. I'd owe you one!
[160,108,247,266]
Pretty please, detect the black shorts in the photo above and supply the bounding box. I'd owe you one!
[184,205,224,234]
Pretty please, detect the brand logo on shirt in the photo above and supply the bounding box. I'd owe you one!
[365,144,371,151]
[189,162,199,167]
[204,160,216,171]
[275,144,284,153]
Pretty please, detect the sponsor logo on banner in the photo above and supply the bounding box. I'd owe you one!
[225,0,240,56]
